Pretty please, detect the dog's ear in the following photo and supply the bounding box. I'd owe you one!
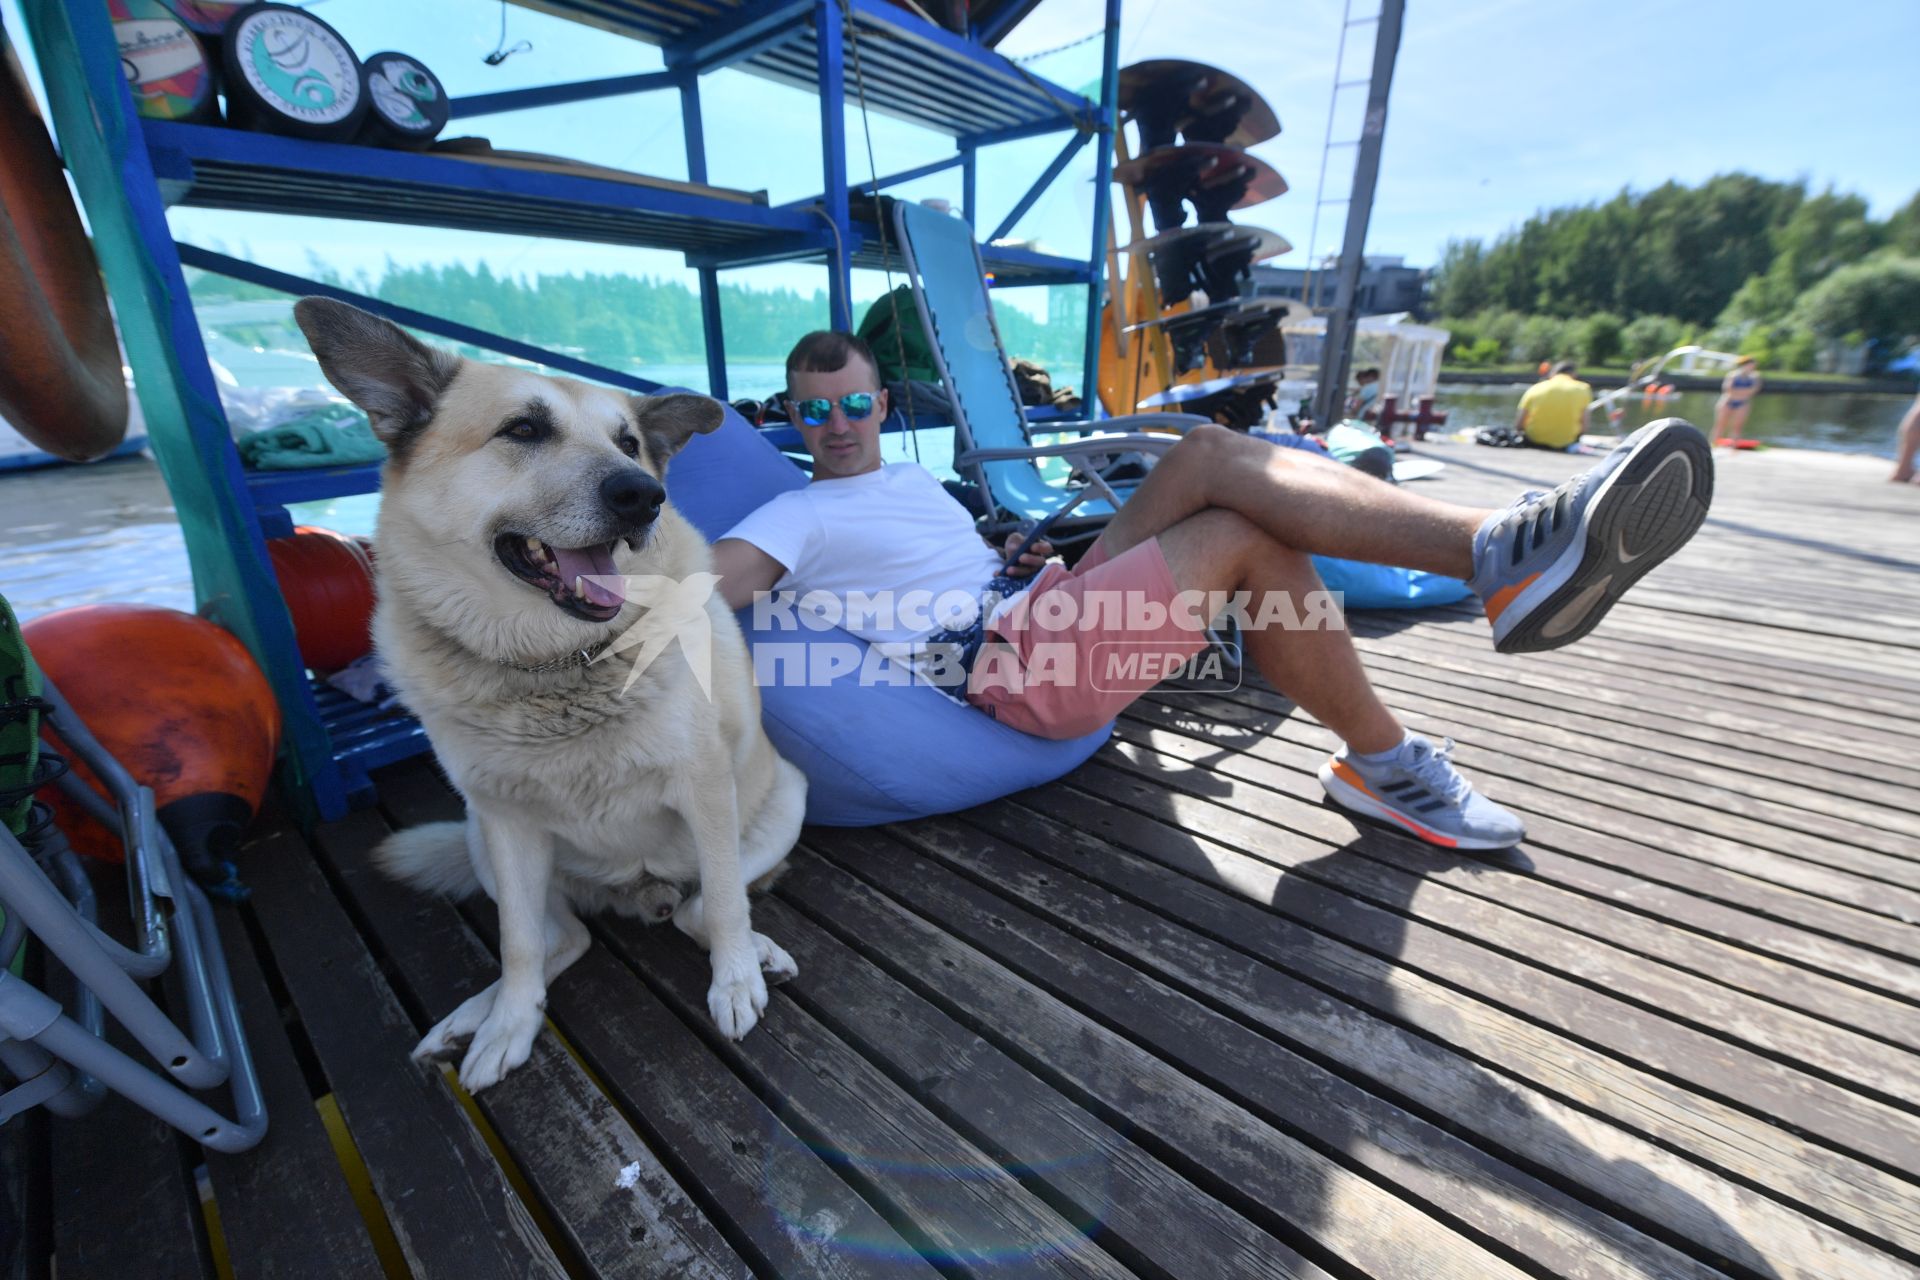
[293,298,461,452]
[631,393,725,467]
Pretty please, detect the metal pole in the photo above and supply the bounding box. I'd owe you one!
[816,0,852,329]
[681,72,730,400]
[1311,0,1402,431]
[1082,0,1122,422]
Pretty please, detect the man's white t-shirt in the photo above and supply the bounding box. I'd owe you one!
[722,463,1004,645]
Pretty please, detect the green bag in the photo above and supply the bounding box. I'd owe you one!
[1,595,42,975]
[856,285,942,385]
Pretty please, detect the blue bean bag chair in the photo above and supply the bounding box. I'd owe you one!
[662,396,1110,827]
[1310,557,1473,611]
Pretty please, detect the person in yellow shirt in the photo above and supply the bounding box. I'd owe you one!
[1514,360,1593,449]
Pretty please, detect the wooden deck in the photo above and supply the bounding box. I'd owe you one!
[12,440,1920,1280]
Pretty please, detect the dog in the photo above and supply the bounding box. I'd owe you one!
[295,298,806,1091]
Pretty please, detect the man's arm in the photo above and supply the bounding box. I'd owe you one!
[711,538,788,611]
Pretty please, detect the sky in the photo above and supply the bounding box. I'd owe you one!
[5,0,1916,313]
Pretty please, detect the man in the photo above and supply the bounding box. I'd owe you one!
[1347,366,1382,421]
[1514,360,1593,450]
[712,332,1712,850]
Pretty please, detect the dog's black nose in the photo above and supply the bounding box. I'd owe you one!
[601,470,665,524]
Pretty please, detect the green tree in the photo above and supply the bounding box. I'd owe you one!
[1791,254,1920,372]
[1576,311,1624,366]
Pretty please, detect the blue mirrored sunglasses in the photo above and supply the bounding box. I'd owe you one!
[796,392,877,426]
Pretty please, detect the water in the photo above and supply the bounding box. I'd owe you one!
[1432,383,1913,457]
[5,358,1910,623]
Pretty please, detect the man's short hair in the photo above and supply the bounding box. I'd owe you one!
[1356,367,1380,381]
[786,331,881,386]
[1550,360,1577,376]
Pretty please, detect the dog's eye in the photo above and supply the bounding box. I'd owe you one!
[618,435,641,458]
[499,418,545,442]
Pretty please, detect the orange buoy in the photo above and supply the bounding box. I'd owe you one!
[24,606,280,883]
[266,525,376,672]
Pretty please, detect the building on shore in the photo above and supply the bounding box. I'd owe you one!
[1250,255,1431,319]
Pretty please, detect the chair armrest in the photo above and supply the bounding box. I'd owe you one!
[1099,412,1211,433]
[956,433,1185,466]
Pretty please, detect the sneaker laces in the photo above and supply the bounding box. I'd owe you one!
[1495,472,1583,563]
[1405,737,1471,806]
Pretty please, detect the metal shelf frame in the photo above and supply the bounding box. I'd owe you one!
[18,0,1121,824]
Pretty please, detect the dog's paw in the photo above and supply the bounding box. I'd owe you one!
[412,984,499,1064]
[753,931,797,985]
[706,947,770,1040]
[455,996,545,1091]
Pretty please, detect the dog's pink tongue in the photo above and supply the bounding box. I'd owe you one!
[553,543,624,607]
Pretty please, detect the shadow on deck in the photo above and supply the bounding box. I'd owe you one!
[11,444,1920,1280]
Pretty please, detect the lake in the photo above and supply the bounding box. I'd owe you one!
[1431,382,1913,458]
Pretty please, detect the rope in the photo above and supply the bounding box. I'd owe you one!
[1010,29,1103,63]
[839,0,920,463]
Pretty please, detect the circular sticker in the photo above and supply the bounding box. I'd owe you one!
[226,4,362,130]
[112,0,215,121]
[359,51,448,146]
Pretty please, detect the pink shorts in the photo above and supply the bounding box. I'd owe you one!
[966,536,1209,740]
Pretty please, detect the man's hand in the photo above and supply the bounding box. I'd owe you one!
[1000,532,1054,579]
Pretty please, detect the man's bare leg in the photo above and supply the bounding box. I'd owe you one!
[1148,509,1525,847]
[1096,425,1491,578]
[1153,510,1402,753]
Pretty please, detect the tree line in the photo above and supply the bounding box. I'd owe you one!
[1431,174,1920,373]
[187,256,1091,382]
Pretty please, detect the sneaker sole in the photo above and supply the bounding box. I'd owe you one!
[1493,418,1713,654]
[1317,761,1521,851]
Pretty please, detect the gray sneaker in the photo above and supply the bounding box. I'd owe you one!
[1468,418,1713,653]
[1319,735,1525,850]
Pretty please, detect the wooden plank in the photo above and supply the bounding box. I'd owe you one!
[47,872,209,1280]
[1300,652,1920,848]
[489,919,945,1280]
[242,827,569,1280]
[1056,756,1920,1170]
[1151,686,1920,963]
[592,911,1144,1280]
[743,895,1332,1280]
[202,900,387,1279]
[0,1101,46,1280]
[1113,705,1920,1044]
[1310,659,1920,871]
[932,802,1920,1264]
[1342,639,1920,792]
[1081,739,1920,1106]
[371,760,943,1280]
[308,801,749,1280]
[1238,686,1920,922]
[780,843,1556,1280]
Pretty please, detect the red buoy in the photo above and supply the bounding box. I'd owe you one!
[24,606,280,879]
[266,525,376,673]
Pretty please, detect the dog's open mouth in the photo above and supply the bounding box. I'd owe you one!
[495,533,628,622]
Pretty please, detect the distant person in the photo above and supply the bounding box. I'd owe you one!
[1892,393,1920,483]
[1712,357,1762,447]
[1347,367,1382,420]
[1513,360,1592,450]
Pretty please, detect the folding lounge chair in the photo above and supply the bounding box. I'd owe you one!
[0,598,265,1152]
[892,200,1210,555]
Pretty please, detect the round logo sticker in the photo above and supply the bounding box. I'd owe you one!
[234,9,359,124]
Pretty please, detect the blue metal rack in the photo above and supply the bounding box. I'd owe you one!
[18,0,1120,824]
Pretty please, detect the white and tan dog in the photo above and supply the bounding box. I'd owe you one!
[296,298,805,1090]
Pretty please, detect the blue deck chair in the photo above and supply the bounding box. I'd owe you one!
[892,200,1210,554]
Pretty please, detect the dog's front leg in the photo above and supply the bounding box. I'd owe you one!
[672,760,777,1039]
[449,804,558,1090]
